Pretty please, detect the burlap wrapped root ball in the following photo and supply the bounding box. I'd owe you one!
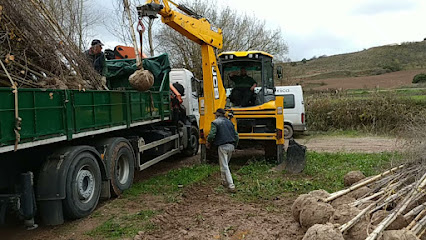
[371,210,408,230]
[129,69,154,91]
[292,194,312,222]
[292,190,331,223]
[343,217,371,240]
[330,204,360,225]
[299,197,335,229]
[330,195,356,208]
[379,230,419,240]
[347,186,371,199]
[309,189,331,199]
[302,223,344,240]
[344,170,365,187]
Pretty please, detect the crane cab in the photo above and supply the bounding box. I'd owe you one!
[217,51,285,162]
[218,51,276,108]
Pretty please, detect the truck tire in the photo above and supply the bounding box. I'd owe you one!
[264,143,284,164]
[183,125,199,156]
[284,124,294,139]
[63,151,101,219]
[110,141,135,196]
[200,144,218,164]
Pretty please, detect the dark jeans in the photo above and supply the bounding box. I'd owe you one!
[230,87,255,107]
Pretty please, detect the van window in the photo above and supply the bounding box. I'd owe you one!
[283,94,295,108]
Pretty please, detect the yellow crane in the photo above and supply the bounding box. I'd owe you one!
[138,0,285,162]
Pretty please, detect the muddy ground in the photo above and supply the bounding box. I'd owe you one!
[1,136,403,240]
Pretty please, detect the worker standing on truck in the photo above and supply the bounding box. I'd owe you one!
[206,108,239,193]
[85,39,105,74]
[229,67,257,107]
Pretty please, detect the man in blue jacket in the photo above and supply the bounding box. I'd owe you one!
[206,108,239,193]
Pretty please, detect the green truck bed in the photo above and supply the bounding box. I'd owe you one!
[0,54,172,153]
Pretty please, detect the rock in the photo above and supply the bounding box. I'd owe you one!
[344,171,365,187]
[299,199,335,229]
[302,223,344,240]
[379,230,419,240]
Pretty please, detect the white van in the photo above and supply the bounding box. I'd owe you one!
[275,85,306,139]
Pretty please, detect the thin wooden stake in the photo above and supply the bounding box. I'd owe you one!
[326,165,405,202]
[366,173,426,240]
[407,208,426,230]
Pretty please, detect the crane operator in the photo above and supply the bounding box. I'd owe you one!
[229,67,257,107]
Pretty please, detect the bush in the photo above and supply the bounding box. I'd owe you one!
[305,93,425,134]
[413,73,426,83]
[382,59,402,72]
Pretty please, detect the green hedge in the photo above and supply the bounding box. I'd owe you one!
[305,94,425,134]
[413,73,426,83]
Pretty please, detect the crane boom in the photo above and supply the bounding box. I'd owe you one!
[138,0,285,164]
[138,0,227,146]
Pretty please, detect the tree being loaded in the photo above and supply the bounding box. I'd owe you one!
[0,0,104,90]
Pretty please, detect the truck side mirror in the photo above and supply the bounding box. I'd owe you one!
[276,66,283,79]
[191,76,203,97]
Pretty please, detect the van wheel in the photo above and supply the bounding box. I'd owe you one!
[63,152,101,219]
[284,125,294,139]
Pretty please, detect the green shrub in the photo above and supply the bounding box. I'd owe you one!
[413,73,426,83]
[382,59,402,72]
[305,93,426,134]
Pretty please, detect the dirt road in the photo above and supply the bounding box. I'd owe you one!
[2,135,401,240]
[296,135,404,153]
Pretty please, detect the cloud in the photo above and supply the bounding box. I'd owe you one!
[353,0,417,15]
[286,29,358,61]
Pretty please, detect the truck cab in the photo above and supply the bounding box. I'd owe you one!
[217,51,285,161]
[169,68,200,125]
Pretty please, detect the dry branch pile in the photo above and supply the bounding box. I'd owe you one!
[0,0,104,89]
[294,164,426,240]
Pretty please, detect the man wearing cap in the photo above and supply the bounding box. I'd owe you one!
[206,108,239,193]
[229,67,257,107]
[85,39,105,74]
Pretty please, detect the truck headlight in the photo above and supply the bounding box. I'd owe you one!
[277,107,283,115]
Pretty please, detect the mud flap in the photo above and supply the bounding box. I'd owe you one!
[285,139,307,173]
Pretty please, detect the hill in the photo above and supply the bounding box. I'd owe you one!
[278,40,426,90]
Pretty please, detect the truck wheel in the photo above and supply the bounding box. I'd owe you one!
[284,124,294,139]
[264,143,284,164]
[63,152,101,219]
[264,142,277,161]
[206,145,219,164]
[183,125,199,156]
[110,141,135,196]
[200,144,218,164]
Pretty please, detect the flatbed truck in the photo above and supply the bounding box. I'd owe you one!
[0,54,199,227]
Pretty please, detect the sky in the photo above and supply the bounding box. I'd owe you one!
[91,0,426,61]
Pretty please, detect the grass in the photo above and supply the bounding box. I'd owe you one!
[86,210,159,239]
[125,164,219,197]
[231,152,400,202]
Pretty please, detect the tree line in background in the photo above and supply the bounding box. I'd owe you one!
[106,0,288,78]
[41,0,101,51]
[40,0,288,79]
